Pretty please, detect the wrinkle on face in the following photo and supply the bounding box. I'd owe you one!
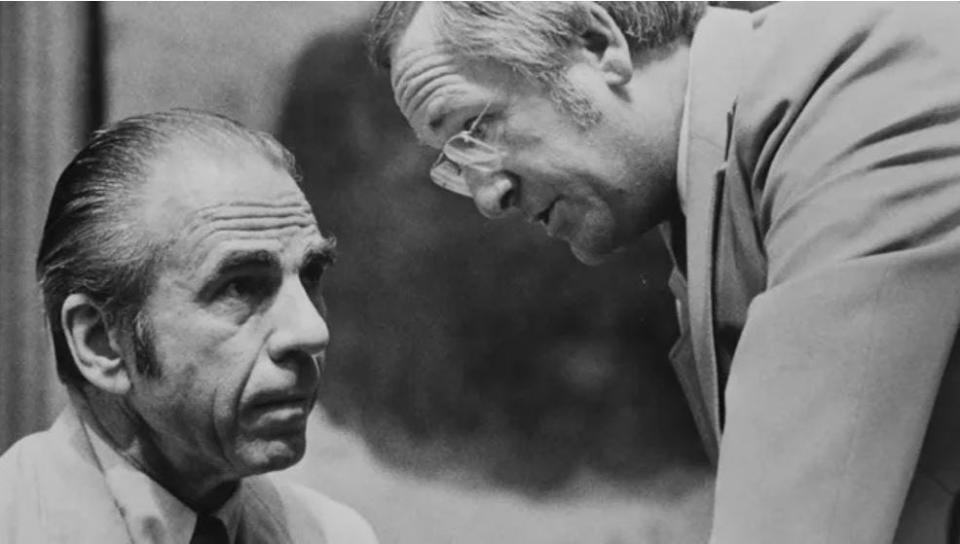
[394,54,475,145]
[143,146,328,275]
[172,199,324,279]
[393,46,461,117]
[110,144,336,506]
[389,5,487,146]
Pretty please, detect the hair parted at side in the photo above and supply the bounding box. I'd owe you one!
[368,1,707,78]
[37,108,302,388]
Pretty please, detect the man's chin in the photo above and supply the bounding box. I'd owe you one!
[237,435,307,475]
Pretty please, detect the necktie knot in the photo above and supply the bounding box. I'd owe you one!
[190,513,229,544]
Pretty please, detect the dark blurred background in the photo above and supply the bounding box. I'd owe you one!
[0,3,765,542]
[278,28,703,492]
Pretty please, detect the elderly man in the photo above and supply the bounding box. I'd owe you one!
[0,110,379,544]
[371,2,960,542]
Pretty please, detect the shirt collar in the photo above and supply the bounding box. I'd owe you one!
[83,421,243,544]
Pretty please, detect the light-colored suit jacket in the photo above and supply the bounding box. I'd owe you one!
[668,4,960,543]
[0,406,379,544]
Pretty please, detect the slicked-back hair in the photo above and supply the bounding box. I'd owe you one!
[37,109,301,389]
[369,2,706,78]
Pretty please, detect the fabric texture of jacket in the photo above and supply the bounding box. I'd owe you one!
[0,405,379,544]
[667,4,960,543]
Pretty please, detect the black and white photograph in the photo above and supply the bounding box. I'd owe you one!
[2,2,959,543]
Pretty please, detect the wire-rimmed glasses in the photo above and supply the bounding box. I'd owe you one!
[428,103,503,197]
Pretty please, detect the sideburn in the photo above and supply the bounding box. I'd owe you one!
[132,311,162,378]
[540,71,602,129]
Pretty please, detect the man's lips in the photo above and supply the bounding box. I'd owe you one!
[245,393,314,436]
[248,390,314,412]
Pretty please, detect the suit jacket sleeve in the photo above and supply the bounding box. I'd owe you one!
[711,4,960,543]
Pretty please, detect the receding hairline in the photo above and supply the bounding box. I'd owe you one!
[369,1,425,72]
[134,138,309,247]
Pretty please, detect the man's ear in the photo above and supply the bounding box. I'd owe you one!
[578,3,633,86]
[61,293,131,395]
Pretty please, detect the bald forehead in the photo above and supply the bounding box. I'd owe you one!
[134,143,328,279]
[139,144,307,233]
[152,142,294,197]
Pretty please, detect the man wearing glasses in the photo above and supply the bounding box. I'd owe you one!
[371,2,960,543]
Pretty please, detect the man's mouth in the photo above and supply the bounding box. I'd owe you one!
[246,392,315,435]
[249,391,314,414]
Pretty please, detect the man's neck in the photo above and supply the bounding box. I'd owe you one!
[69,387,239,512]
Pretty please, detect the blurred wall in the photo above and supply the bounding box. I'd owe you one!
[105,2,373,129]
[0,2,100,452]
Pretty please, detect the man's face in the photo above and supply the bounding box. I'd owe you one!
[126,145,333,481]
[390,4,683,264]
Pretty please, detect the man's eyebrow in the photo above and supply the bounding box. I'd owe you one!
[421,94,465,144]
[427,109,447,134]
[209,249,280,279]
[303,239,337,268]
[411,108,446,146]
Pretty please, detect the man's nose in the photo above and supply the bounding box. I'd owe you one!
[267,278,330,362]
[467,169,517,219]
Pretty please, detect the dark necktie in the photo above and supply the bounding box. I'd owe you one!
[190,514,229,544]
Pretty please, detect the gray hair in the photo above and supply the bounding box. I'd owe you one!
[369,2,705,123]
[36,109,300,388]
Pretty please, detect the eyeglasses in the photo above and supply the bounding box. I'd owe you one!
[429,103,503,197]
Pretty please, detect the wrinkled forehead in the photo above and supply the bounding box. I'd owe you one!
[391,55,473,143]
[171,197,325,275]
[388,4,472,144]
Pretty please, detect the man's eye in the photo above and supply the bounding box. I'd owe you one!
[467,117,489,138]
[220,276,268,300]
[300,263,325,290]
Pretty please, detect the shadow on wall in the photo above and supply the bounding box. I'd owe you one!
[277,26,706,496]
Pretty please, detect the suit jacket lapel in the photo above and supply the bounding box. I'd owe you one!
[39,405,131,543]
[678,7,752,458]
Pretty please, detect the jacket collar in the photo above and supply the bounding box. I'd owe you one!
[39,403,132,543]
[678,6,753,458]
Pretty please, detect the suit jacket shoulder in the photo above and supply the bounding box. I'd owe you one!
[735,2,960,262]
[0,408,380,544]
[0,408,129,543]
